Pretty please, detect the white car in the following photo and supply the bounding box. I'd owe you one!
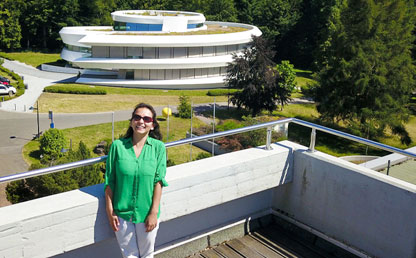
[0,85,16,96]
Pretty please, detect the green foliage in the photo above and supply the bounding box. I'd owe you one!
[39,128,66,160]
[6,141,104,204]
[0,0,22,50]
[167,159,176,167]
[207,89,239,96]
[226,36,293,115]
[0,63,25,96]
[43,85,107,95]
[275,60,297,109]
[215,120,243,132]
[178,94,192,118]
[194,152,211,160]
[315,0,416,144]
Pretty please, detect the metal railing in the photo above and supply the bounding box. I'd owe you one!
[1,117,415,184]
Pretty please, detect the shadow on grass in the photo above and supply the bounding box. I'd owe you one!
[197,106,250,121]
[29,149,42,160]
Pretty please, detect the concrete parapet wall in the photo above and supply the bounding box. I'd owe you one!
[273,148,416,258]
[0,142,293,258]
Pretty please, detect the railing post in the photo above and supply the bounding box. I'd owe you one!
[308,128,316,152]
[266,126,272,150]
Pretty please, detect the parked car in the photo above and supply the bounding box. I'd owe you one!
[0,76,10,86]
[0,85,16,96]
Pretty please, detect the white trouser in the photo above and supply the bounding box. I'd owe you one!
[115,217,159,258]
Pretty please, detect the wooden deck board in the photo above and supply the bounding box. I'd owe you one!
[190,221,357,258]
[201,249,224,258]
[240,235,289,258]
[226,238,264,258]
[214,244,243,258]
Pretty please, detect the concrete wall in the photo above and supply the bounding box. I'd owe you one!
[273,145,416,258]
[0,142,293,258]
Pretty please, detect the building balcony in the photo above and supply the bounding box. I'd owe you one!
[1,119,415,258]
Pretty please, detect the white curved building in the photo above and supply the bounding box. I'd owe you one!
[59,10,262,89]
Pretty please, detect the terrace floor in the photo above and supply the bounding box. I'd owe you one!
[188,216,358,258]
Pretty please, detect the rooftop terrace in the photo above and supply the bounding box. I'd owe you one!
[0,118,415,258]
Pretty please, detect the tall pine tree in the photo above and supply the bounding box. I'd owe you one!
[316,0,416,144]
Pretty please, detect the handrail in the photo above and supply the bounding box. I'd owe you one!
[1,117,415,184]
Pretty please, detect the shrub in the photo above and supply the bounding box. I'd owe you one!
[207,89,239,96]
[39,128,66,160]
[43,85,106,95]
[0,64,25,96]
[216,120,243,132]
[167,159,176,167]
[194,152,211,160]
[6,141,104,204]
[178,94,192,118]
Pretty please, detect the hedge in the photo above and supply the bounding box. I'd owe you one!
[207,89,239,96]
[43,85,107,95]
[0,61,25,97]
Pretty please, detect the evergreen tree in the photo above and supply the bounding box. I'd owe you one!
[316,0,416,144]
[226,36,293,115]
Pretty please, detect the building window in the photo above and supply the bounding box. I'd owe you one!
[174,48,187,58]
[227,44,238,54]
[188,47,202,57]
[143,47,156,59]
[92,46,109,58]
[126,70,134,79]
[127,47,143,58]
[110,47,124,58]
[159,47,172,58]
[203,46,215,56]
[114,21,126,31]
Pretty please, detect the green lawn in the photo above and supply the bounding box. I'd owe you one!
[0,51,62,68]
[23,115,208,167]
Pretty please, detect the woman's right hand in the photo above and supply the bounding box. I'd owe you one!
[107,211,120,232]
[105,186,119,232]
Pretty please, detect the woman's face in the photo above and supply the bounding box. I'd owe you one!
[130,107,154,136]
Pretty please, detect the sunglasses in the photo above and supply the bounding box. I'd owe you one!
[132,114,153,123]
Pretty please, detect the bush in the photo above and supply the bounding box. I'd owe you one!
[216,120,243,132]
[43,85,106,95]
[194,152,211,160]
[40,128,66,160]
[0,64,25,96]
[6,141,104,204]
[207,89,239,96]
[167,159,176,167]
[178,94,192,118]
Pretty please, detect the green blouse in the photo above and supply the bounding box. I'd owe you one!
[105,136,168,223]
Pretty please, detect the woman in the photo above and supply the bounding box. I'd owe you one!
[105,103,167,258]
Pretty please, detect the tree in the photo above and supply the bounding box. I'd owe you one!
[0,0,22,50]
[315,0,416,144]
[39,128,66,161]
[226,36,293,116]
[275,60,297,110]
[6,141,104,204]
[178,94,192,118]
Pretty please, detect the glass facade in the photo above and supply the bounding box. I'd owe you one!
[91,44,248,59]
[131,67,228,80]
[65,44,91,53]
[114,21,163,31]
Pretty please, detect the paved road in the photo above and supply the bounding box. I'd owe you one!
[0,61,139,177]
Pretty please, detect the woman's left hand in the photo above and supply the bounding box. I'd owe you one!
[145,212,158,232]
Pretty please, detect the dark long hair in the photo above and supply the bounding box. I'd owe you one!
[124,103,162,140]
